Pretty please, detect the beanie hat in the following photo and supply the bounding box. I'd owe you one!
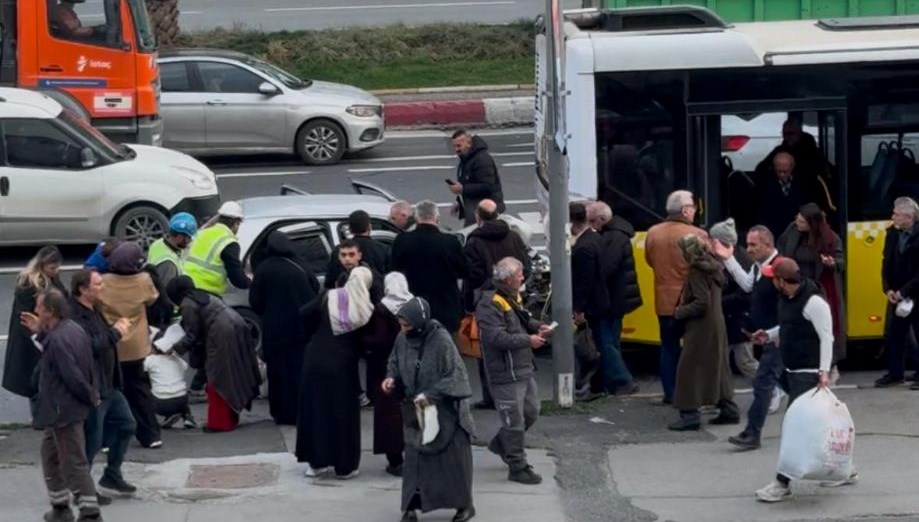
[710,218,738,246]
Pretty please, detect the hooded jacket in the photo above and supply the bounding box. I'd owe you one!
[457,136,505,225]
[99,243,159,362]
[597,216,642,317]
[463,220,531,311]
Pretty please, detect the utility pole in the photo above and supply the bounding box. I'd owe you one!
[544,0,575,408]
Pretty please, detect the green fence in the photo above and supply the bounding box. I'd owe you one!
[604,0,919,21]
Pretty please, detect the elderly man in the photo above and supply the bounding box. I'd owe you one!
[645,190,705,405]
[876,197,919,389]
[389,201,415,232]
[476,257,552,485]
[757,152,828,237]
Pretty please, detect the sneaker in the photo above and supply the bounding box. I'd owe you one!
[183,416,199,429]
[303,464,332,478]
[728,432,761,450]
[336,470,360,480]
[99,474,137,494]
[820,472,859,488]
[359,392,371,408]
[756,480,791,502]
[76,511,103,522]
[875,374,905,388]
[44,506,75,522]
[508,465,542,485]
[768,388,786,414]
[146,441,163,450]
[161,413,183,429]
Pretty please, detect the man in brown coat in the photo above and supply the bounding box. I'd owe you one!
[644,190,706,405]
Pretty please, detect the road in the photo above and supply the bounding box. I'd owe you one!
[0,127,541,336]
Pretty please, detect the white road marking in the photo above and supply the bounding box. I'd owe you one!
[216,170,311,179]
[502,161,535,167]
[181,11,204,15]
[347,165,454,173]
[0,264,82,275]
[386,128,534,139]
[351,151,530,164]
[265,1,514,12]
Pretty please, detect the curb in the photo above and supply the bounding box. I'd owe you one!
[385,96,535,128]
[372,83,535,96]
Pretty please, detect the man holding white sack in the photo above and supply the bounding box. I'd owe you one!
[751,257,855,502]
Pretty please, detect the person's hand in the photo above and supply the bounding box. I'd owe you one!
[94,394,102,408]
[529,334,547,349]
[538,324,554,337]
[448,182,463,195]
[818,371,830,389]
[750,329,769,345]
[450,203,460,217]
[574,312,586,325]
[20,312,39,334]
[887,290,900,304]
[113,318,130,337]
[413,393,429,408]
[382,378,396,395]
[820,254,836,267]
[895,291,904,303]
[711,240,734,261]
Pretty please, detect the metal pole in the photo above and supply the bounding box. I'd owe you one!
[544,0,575,408]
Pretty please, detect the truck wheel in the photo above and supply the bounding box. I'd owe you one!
[296,119,346,165]
[113,205,168,249]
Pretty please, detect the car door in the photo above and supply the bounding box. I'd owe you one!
[193,60,288,150]
[0,118,105,243]
[159,61,207,150]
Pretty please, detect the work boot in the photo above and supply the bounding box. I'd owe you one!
[508,465,542,485]
[400,511,418,522]
[453,506,476,522]
[728,431,761,450]
[99,473,137,494]
[76,508,103,522]
[44,506,75,522]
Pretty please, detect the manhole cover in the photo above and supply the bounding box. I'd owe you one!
[186,463,279,489]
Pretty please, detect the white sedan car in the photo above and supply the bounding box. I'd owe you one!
[158,49,385,165]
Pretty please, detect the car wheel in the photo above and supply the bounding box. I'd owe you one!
[296,119,346,165]
[112,205,168,249]
[236,307,263,356]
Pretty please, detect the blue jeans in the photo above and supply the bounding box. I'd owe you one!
[588,316,633,392]
[658,316,682,403]
[744,344,783,440]
[85,390,136,480]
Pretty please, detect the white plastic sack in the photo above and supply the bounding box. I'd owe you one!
[417,404,440,445]
[777,387,855,481]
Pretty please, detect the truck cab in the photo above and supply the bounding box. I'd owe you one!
[0,0,162,145]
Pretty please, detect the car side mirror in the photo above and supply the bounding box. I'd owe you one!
[80,147,97,169]
[258,82,280,96]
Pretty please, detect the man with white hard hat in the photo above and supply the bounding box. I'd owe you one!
[183,201,250,297]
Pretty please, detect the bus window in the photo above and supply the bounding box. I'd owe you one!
[47,0,120,48]
[594,73,685,231]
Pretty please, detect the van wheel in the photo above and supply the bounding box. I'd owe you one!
[113,205,168,249]
[296,119,346,165]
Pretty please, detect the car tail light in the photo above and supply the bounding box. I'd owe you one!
[721,135,750,152]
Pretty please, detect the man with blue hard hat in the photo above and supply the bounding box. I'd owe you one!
[148,212,198,288]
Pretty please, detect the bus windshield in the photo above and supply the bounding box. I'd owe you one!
[126,0,156,52]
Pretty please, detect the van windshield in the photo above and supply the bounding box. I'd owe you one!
[60,110,130,160]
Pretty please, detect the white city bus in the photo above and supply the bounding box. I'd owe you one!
[535,6,919,346]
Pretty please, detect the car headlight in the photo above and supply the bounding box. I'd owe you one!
[172,166,216,190]
[346,105,382,118]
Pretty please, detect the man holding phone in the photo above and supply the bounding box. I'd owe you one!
[476,257,551,486]
[449,129,505,226]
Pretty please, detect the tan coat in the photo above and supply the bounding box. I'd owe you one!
[644,217,707,316]
[99,272,159,362]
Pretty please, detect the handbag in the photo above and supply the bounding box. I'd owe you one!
[456,314,481,359]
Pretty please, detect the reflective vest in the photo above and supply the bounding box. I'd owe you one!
[147,238,184,277]
[183,223,236,296]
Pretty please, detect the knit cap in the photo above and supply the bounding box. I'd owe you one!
[710,218,738,246]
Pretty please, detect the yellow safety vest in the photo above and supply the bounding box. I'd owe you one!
[147,238,183,276]
[183,223,236,296]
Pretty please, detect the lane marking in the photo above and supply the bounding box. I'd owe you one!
[351,151,531,164]
[181,11,204,14]
[347,165,454,173]
[0,264,82,275]
[385,128,534,139]
[502,161,535,167]
[216,170,311,179]
[507,143,535,148]
[265,1,514,12]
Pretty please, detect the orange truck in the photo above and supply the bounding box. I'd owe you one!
[0,0,162,145]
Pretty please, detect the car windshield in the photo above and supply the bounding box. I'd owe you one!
[245,58,311,90]
[126,0,156,52]
[60,110,132,160]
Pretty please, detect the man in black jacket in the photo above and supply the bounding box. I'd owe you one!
[70,269,138,499]
[391,200,469,333]
[757,152,829,237]
[450,129,505,226]
[325,210,390,290]
[586,202,640,395]
[876,197,919,388]
[464,199,530,409]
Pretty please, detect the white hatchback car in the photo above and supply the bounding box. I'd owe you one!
[0,87,220,246]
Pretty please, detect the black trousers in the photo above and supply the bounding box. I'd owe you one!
[154,395,191,418]
[120,359,161,447]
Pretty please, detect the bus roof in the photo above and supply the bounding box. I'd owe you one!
[566,12,919,72]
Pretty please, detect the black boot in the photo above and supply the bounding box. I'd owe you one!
[453,506,476,522]
[400,510,418,521]
[668,411,701,431]
[44,506,75,522]
[728,431,761,450]
[508,465,542,485]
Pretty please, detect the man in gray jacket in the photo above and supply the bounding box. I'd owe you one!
[476,257,551,485]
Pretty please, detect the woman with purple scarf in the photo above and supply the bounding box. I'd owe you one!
[295,267,375,480]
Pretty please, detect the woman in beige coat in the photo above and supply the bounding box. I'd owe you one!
[98,242,162,448]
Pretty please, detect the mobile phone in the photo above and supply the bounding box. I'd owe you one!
[545,321,559,332]
[445,179,456,185]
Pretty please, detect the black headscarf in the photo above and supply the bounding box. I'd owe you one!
[166,275,209,306]
[397,297,434,340]
[108,242,145,275]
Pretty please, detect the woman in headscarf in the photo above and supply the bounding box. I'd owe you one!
[98,242,162,448]
[2,246,66,404]
[167,275,262,433]
[296,267,374,480]
[249,231,320,425]
[777,202,846,366]
[362,272,413,476]
[383,297,476,522]
[668,234,740,432]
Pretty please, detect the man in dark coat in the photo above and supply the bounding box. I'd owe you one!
[569,202,605,397]
[391,200,469,333]
[325,210,390,290]
[587,201,640,395]
[249,231,320,424]
[876,197,919,388]
[450,129,505,226]
[26,289,104,522]
[463,199,531,409]
[757,152,829,237]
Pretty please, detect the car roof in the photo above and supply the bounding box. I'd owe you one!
[158,48,253,61]
[0,87,62,119]
[240,194,394,220]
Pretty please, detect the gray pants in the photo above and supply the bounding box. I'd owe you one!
[488,377,539,472]
[42,421,100,516]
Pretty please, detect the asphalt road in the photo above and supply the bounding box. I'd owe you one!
[0,127,541,337]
